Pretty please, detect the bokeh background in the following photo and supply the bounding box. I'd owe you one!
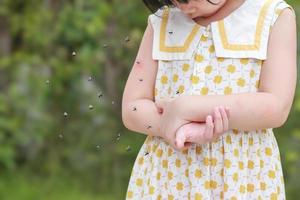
[0,0,299,199]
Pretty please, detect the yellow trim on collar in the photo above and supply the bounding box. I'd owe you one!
[159,8,200,52]
[217,0,274,51]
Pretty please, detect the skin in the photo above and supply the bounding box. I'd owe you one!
[172,0,246,25]
[122,0,297,150]
[156,97,230,149]
[175,106,230,150]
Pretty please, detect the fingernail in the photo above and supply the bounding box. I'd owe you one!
[206,116,210,123]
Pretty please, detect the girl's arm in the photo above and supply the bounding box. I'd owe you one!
[122,99,163,137]
[122,21,163,137]
[175,93,291,130]
[162,8,297,131]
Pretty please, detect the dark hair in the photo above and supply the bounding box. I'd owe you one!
[143,0,218,13]
[143,0,189,13]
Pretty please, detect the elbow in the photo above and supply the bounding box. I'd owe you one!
[271,98,292,128]
[121,106,130,129]
[122,103,133,131]
[274,105,292,128]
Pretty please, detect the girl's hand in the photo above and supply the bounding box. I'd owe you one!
[155,98,189,150]
[175,106,230,150]
[210,106,230,141]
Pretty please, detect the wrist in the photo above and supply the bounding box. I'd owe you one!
[174,95,185,119]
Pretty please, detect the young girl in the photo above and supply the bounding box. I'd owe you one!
[122,0,297,199]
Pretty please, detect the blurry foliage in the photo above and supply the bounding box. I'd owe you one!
[0,0,299,199]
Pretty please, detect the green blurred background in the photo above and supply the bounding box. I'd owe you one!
[0,0,299,199]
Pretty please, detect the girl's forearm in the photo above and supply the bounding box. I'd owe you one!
[122,99,162,137]
[176,92,290,131]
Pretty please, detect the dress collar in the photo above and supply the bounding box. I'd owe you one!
[211,0,282,60]
[153,0,283,60]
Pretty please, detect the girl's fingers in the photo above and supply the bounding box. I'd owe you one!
[219,106,229,131]
[175,132,185,149]
[165,133,178,151]
[173,140,180,150]
[213,107,223,135]
[225,107,230,118]
[205,115,214,141]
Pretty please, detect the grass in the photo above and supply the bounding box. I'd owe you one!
[0,170,117,200]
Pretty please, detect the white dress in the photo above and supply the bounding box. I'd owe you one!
[126,0,293,199]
